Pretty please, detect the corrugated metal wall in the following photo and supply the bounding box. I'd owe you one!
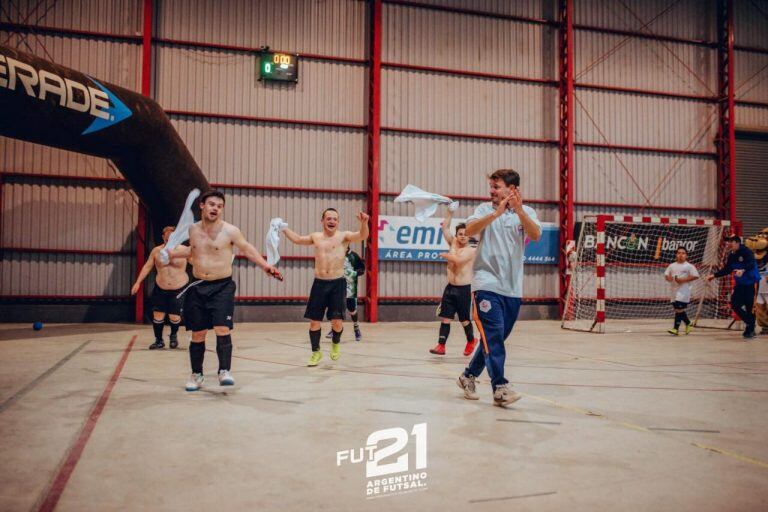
[2,0,767,317]
[152,0,367,301]
[380,0,558,301]
[734,0,768,132]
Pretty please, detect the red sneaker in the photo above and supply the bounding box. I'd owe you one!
[429,344,446,355]
[463,338,478,356]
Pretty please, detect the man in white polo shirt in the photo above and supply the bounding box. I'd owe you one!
[456,169,541,407]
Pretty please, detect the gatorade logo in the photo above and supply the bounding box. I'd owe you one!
[0,53,132,135]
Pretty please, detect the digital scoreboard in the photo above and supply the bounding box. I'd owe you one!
[259,51,299,82]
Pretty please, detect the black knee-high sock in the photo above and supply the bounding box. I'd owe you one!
[351,312,359,327]
[189,342,205,374]
[674,312,682,329]
[152,319,164,342]
[438,323,450,345]
[681,311,691,325]
[332,328,343,344]
[169,320,180,337]
[310,330,321,351]
[216,335,232,372]
[462,322,475,342]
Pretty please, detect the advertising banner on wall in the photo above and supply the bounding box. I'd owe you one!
[377,215,559,264]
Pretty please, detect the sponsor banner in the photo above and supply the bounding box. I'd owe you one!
[377,215,559,264]
[574,221,710,265]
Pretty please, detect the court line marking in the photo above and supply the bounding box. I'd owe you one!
[497,419,562,425]
[366,408,422,415]
[35,335,136,512]
[648,427,720,434]
[468,491,557,503]
[0,340,91,414]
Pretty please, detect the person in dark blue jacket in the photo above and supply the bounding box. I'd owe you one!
[706,234,760,339]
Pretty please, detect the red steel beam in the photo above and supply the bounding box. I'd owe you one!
[165,110,366,131]
[716,0,737,222]
[152,36,367,65]
[382,61,557,87]
[382,126,716,157]
[1,247,132,256]
[1,173,717,213]
[558,0,575,317]
[0,22,142,43]
[575,82,716,103]
[382,125,557,146]
[212,182,365,196]
[366,0,383,323]
[134,0,153,324]
[0,295,131,300]
[382,0,554,26]
[0,172,366,196]
[380,191,716,213]
[0,23,369,64]
[5,20,768,57]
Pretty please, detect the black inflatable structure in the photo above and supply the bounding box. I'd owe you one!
[0,44,209,229]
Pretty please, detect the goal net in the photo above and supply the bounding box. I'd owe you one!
[562,215,737,333]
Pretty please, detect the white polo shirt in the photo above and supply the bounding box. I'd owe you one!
[467,202,541,298]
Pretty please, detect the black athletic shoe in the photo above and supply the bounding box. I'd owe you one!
[169,335,179,349]
[149,340,165,350]
[743,328,757,340]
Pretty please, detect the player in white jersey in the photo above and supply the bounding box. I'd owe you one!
[663,247,700,335]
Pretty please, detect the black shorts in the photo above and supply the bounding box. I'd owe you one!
[305,277,346,321]
[672,301,689,310]
[437,284,472,322]
[346,297,358,312]
[183,277,236,331]
[151,284,185,316]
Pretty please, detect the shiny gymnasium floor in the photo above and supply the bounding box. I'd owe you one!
[1,320,767,511]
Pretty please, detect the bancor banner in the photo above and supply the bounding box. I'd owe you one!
[377,215,559,264]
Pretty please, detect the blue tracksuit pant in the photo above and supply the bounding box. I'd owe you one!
[463,290,521,390]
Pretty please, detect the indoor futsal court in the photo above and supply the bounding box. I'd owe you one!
[1,0,768,511]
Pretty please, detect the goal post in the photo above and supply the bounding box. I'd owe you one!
[562,215,737,333]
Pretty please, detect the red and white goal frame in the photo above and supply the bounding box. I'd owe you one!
[562,215,738,334]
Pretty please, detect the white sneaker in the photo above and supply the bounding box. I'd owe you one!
[185,372,204,392]
[218,369,235,386]
[493,384,522,407]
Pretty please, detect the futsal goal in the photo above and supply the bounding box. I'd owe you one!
[562,215,738,333]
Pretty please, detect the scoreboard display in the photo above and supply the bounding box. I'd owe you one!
[259,51,299,82]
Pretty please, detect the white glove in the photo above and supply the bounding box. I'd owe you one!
[448,201,459,212]
[159,248,170,266]
[278,221,288,231]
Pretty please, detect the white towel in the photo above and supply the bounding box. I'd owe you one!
[266,218,289,266]
[394,184,454,222]
[159,188,200,265]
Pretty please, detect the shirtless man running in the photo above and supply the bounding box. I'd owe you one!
[131,225,189,350]
[429,206,478,356]
[283,208,369,366]
[162,190,281,391]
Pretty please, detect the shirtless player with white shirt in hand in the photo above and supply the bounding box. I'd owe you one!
[162,190,281,391]
[429,206,479,356]
[282,208,369,366]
